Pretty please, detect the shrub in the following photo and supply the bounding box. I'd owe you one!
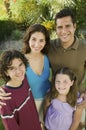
[11,29,23,40]
[0,20,16,43]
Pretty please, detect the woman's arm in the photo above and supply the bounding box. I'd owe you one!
[43,94,51,121]
[0,87,11,108]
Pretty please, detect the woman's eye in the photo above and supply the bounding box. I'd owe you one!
[32,38,36,41]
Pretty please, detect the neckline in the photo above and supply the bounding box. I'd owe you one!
[28,55,46,76]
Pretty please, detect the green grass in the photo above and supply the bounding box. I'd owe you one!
[0,118,5,130]
[0,51,5,86]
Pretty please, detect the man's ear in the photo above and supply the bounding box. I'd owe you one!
[74,23,76,30]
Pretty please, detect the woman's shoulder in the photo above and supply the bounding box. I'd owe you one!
[25,53,30,59]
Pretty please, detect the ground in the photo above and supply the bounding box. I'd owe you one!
[0,39,23,51]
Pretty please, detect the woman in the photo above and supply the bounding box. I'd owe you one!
[0,24,51,128]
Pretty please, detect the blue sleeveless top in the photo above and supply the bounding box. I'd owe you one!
[26,55,51,99]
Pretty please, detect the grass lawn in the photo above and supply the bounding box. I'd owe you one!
[0,118,5,130]
[0,51,5,130]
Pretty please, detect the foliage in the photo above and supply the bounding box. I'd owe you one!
[9,0,46,28]
[75,0,86,39]
[42,20,55,31]
[11,29,23,40]
[0,20,16,42]
[0,0,86,40]
[75,0,86,28]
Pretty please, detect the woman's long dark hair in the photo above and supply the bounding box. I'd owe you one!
[22,24,50,54]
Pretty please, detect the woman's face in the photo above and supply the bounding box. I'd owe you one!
[29,32,46,53]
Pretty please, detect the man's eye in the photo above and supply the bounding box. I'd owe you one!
[57,26,62,29]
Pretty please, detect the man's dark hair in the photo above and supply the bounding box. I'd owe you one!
[55,7,76,25]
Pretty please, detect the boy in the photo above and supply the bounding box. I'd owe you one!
[0,50,41,130]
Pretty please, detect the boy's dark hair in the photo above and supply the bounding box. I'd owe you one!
[0,50,28,82]
[55,7,76,25]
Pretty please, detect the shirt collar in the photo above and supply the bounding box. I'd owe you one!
[56,36,79,50]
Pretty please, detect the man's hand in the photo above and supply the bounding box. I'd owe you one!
[77,93,86,109]
[77,122,86,130]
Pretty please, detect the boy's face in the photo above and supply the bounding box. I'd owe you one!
[6,58,26,84]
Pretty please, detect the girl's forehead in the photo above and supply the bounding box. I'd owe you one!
[56,74,70,80]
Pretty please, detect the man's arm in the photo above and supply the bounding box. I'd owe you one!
[69,107,84,130]
[69,93,86,130]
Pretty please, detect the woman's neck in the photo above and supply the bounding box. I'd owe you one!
[26,52,44,60]
[30,52,43,57]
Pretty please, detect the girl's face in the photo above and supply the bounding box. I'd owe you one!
[29,32,46,53]
[6,58,26,84]
[55,74,74,96]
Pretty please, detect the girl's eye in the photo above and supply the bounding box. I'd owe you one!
[64,81,68,84]
[55,81,60,84]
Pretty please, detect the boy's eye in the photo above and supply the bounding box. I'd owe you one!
[8,67,14,70]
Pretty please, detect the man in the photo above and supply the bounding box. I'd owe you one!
[48,7,86,130]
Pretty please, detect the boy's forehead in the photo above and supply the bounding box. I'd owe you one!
[9,58,22,66]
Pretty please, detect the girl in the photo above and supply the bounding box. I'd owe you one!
[44,67,84,130]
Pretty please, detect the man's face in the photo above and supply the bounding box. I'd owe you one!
[56,16,76,47]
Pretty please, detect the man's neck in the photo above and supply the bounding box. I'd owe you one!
[61,37,75,49]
